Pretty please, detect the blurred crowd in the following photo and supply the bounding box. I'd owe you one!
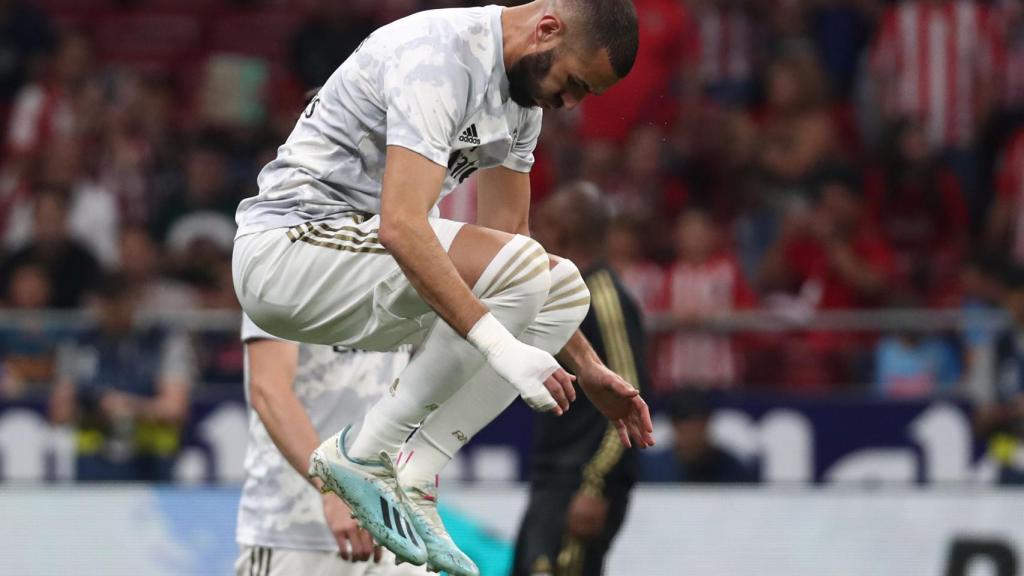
[0,0,1022,434]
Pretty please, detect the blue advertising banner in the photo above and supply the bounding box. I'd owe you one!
[0,395,1008,485]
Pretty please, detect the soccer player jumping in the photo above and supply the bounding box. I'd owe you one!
[232,1,652,574]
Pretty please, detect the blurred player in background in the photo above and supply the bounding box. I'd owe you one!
[513,182,649,576]
[236,314,426,576]
[233,2,650,574]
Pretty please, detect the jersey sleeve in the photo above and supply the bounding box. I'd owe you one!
[502,107,543,173]
[241,313,287,343]
[383,44,472,167]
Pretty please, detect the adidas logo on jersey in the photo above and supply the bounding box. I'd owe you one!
[458,124,481,145]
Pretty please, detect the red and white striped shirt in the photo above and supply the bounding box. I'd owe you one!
[872,0,1002,149]
[697,4,756,87]
[656,255,754,391]
[615,260,666,316]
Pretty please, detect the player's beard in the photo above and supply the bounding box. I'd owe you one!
[507,48,555,109]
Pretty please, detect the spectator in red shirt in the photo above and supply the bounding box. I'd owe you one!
[865,120,969,306]
[760,165,893,310]
[657,209,755,393]
[758,165,895,390]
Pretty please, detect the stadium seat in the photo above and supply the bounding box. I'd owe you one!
[95,13,202,72]
[206,10,304,62]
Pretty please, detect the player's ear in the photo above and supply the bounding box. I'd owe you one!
[536,14,564,45]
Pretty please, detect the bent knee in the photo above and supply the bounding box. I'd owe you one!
[476,235,552,299]
[539,258,591,323]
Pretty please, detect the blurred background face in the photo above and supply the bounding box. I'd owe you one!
[625,126,662,180]
[817,182,861,232]
[607,219,642,263]
[897,122,930,166]
[185,147,228,203]
[1007,289,1024,327]
[767,62,801,110]
[675,211,715,263]
[39,138,84,190]
[94,290,138,335]
[53,31,94,85]
[32,191,69,248]
[8,265,52,310]
[119,227,159,283]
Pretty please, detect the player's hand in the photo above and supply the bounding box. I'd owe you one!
[566,490,608,541]
[576,362,654,448]
[322,494,382,563]
[488,338,575,415]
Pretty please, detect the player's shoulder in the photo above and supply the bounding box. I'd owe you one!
[370,6,501,71]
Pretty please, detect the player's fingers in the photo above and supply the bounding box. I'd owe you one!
[336,533,352,561]
[373,544,383,563]
[544,375,570,413]
[615,419,631,448]
[353,529,373,561]
[555,369,577,403]
[629,409,648,446]
[636,397,655,439]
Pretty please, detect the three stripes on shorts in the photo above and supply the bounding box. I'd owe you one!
[286,221,387,254]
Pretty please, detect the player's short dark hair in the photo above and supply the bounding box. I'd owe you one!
[565,0,639,79]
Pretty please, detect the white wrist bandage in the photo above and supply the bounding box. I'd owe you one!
[467,313,558,412]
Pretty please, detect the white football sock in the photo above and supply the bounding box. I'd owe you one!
[399,259,591,486]
[347,235,551,461]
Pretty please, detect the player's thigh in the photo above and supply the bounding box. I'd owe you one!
[232,215,441,347]
[446,223,519,289]
[235,546,372,576]
[234,215,530,347]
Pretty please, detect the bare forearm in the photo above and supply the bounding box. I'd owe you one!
[556,331,603,376]
[252,386,322,484]
[382,216,488,337]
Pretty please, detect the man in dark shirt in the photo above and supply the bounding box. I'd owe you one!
[48,274,195,482]
[513,182,649,576]
[0,188,100,308]
[640,389,756,484]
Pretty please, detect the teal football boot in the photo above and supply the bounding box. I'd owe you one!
[400,478,480,576]
[308,426,428,566]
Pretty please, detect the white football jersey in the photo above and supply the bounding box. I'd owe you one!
[236,5,542,236]
[235,315,411,551]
